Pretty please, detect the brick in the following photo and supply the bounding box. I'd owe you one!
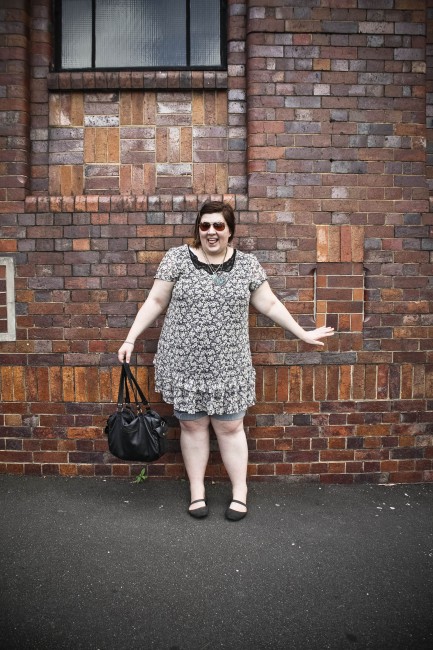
[316,225,328,262]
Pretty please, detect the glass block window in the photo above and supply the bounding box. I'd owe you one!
[56,0,226,70]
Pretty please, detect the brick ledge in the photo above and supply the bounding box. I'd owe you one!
[24,194,248,213]
[47,70,228,92]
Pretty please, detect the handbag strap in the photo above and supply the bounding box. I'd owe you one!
[122,362,150,410]
[116,363,129,408]
[116,363,138,407]
[123,371,132,405]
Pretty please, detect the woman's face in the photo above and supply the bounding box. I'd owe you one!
[198,212,231,256]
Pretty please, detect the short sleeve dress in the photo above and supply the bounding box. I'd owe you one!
[154,244,267,415]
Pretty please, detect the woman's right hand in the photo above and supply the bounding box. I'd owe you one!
[118,341,135,363]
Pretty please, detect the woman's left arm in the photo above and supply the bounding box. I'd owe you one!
[250,281,334,346]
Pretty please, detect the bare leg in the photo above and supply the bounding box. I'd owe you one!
[179,415,210,511]
[211,417,248,513]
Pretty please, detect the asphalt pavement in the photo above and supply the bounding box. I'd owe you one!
[1,476,433,650]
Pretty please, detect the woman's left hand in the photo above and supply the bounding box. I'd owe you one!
[301,326,335,346]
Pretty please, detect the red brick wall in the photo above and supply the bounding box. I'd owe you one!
[0,0,432,483]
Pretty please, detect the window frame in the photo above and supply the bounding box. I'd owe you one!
[0,258,16,342]
[52,0,227,72]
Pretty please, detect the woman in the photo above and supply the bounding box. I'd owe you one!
[118,201,334,521]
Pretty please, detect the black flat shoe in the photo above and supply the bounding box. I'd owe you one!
[188,498,209,519]
[225,499,247,521]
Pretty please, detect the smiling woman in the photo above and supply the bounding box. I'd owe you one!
[117,200,334,521]
[192,203,235,281]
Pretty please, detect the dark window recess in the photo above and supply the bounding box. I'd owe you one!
[55,0,226,71]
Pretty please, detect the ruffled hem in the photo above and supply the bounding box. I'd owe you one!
[154,369,256,415]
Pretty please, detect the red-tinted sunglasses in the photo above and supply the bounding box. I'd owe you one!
[199,221,226,232]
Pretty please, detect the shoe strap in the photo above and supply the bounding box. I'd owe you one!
[190,498,206,505]
[231,499,247,507]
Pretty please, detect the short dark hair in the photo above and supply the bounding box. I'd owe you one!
[192,201,236,248]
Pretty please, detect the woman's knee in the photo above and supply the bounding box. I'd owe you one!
[179,416,210,436]
[211,417,245,436]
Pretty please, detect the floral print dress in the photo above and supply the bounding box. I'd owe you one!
[154,244,267,415]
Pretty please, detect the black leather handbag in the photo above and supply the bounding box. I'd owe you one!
[105,362,168,462]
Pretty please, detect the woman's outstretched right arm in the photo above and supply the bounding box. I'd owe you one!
[117,279,174,363]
